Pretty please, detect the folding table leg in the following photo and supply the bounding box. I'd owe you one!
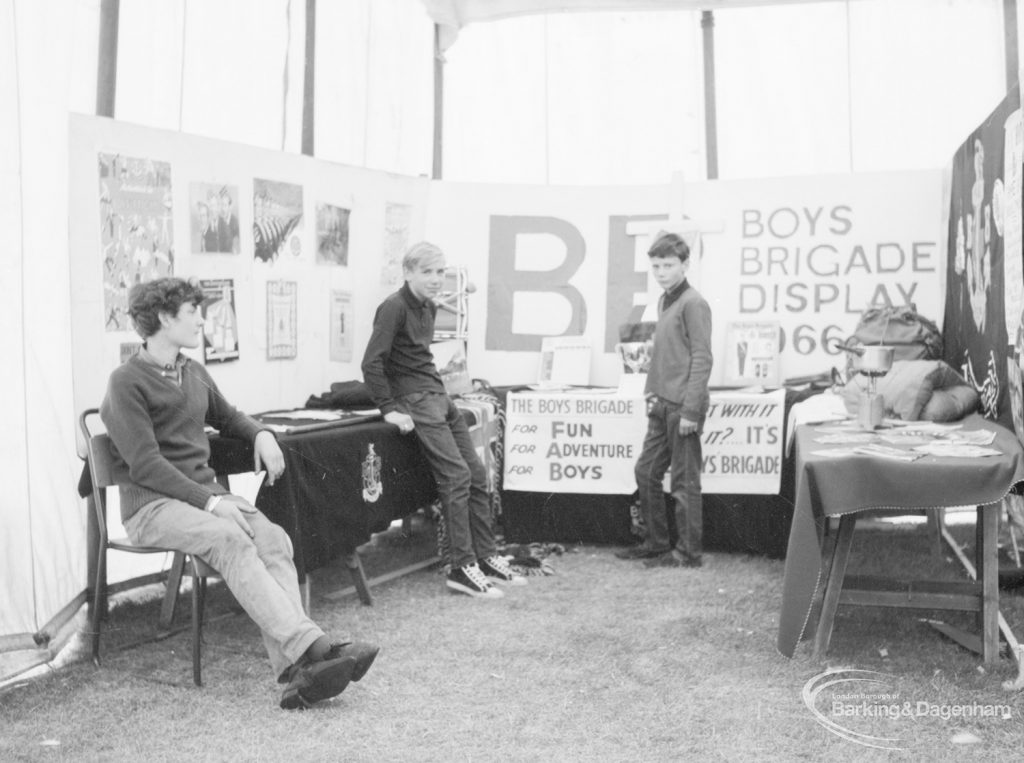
[978,505,999,664]
[345,551,374,606]
[813,514,857,659]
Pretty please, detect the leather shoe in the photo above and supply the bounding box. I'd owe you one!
[614,545,669,560]
[322,641,380,682]
[643,550,702,569]
[279,653,356,710]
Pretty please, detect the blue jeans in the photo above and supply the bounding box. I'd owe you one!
[124,497,324,678]
[400,391,496,568]
[634,398,703,560]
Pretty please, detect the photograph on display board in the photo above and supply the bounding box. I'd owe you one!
[98,153,174,331]
[316,202,350,266]
[380,201,411,286]
[190,182,240,254]
[266,280,298,359]
[200,278,240,363]
[944,89,1019,426]
[329,290,353,362]
[253,179,303,264]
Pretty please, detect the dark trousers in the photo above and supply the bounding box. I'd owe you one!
[401,391,496,568]
[634,398,703,560]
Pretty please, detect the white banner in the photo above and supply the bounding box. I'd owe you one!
[503,388,786,495]
[426,171,945,389]
[700,388,786,495]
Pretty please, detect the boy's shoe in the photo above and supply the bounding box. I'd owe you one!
[642,550,702,569]
[478,555,528,586]
[279,653,356,710]
[614,544,668,560]
[321,641,380,682]
[446,563,505,598]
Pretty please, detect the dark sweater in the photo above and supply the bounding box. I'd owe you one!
[100,354,265,520]
[645,279,714,421]
[361,282,446,414]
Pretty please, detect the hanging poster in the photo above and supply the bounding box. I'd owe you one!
[253,179,303,264]
[98,153,174,331]
[381,202,412,286]
[944,89,1020,426]
[316,202,350,266]
[190,182,241,254]
[200,278,240,363]
[267,281,298,359]
[329,290,353,362]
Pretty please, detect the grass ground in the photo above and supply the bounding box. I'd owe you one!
[1,512,1023,762]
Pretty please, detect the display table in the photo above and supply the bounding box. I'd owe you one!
[209,414,438,583]
[776,414,1024,663]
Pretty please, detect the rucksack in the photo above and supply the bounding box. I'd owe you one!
[843,304,943,376]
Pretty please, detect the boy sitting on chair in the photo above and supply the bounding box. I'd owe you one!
[101,277,378,709]
[361,241,525,598]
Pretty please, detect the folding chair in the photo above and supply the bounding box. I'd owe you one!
[80,408,218,686]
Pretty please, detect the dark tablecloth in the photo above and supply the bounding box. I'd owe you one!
[776,413,1024,657]
[210,417,437,578]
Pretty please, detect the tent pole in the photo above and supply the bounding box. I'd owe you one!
[96,0,119,117]
[433,23,444,179]
[302,0,316,156]
[701,11,718,180]
[1005,0,1019,89]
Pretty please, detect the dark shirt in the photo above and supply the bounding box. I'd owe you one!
[660,278,689,312]
[361,283,446,414]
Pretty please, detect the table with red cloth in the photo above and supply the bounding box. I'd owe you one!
[208,413,437,583]
[776,413,1024,663]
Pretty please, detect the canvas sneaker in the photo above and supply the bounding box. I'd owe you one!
[478,555,528,586]
[446,563,505,598]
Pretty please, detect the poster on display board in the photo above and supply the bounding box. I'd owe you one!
[503,391,646,494]
[266,281,298,359]
[329,290,354,362]
[700,388,785,495]
[200,279,239,363]
[723,320,781,388]
[316,202,350,266]
[98,153,174,332]
[190,182,240,254]
[254,179,303,264]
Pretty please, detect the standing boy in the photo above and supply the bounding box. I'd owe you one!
[617,232,713,568]
[362,241,525,598]
[101,277,378,709]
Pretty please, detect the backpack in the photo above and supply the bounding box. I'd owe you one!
[843,304,943,377]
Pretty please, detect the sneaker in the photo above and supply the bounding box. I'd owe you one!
[614,545,669,560]
[479,555,528,586]
[322,641,380,682]
[642,550,702,569]
[279,653,356,710]
[446,563,505,598]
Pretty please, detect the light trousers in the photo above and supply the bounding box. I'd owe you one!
[125,497,323,678]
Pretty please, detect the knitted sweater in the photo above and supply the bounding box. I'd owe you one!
[100,354,265,521]
[645,280,714,421]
